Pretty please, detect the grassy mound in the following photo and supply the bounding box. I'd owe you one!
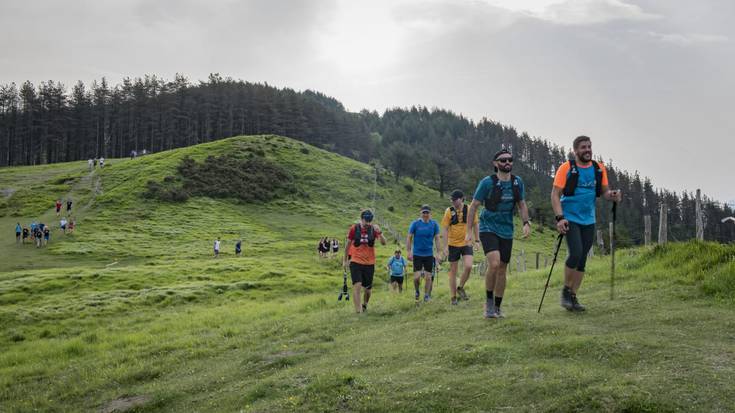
[0,135,733,412]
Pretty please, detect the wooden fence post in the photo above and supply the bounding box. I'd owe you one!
[696,189,704,241]
[658,204,668,244]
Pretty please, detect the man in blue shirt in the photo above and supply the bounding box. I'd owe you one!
[551,136,622,312]
[407,205,442,303]
[386,250,408,293]
[16,222,22,244]
[467,149,531,319]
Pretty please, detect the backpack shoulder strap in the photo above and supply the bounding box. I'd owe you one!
[563,160,578,197]
[462,204,468,223]
[591,160,603,197]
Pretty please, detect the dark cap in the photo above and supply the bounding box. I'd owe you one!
[361,209,374,222]
[420,204,431,212]
[450,190,464,200]
[493,148,512,161]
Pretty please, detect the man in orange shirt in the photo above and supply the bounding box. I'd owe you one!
[344,209,387,314]
[551,136,622,312]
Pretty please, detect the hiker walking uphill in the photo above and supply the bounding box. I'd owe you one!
[15,223,22,244]
[386,250,408,293]
[551,135,622,312]
[406,205,442,303]
[441,190,480,305]
[344,209,387,314]
[66,199,73,215]
[466,149,531,319]
[55,199,62,216]
[213,238,221,258]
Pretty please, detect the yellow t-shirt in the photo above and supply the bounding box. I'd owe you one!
[440,205,477,247]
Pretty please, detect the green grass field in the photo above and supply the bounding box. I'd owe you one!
[1,135,733,412]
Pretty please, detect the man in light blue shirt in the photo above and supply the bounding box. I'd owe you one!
[386,250,407,293]
[407,205,441,303]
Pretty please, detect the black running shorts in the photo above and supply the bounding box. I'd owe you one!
[390,275,404,285]
[350,262,375,289]
[448,245,473,262]
[480,232,513,264]
[413,255,434,273]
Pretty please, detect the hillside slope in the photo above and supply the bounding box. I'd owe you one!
[0,135,733,412]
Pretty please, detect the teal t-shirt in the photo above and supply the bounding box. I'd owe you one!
[388,256,407,277]
[473,175,525,240]
[561,164,597,225]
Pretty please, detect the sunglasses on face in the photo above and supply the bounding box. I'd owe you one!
[496,157,513,163]
[421,211,431,215]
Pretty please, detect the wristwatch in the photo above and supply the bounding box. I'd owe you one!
[555,215,565,222]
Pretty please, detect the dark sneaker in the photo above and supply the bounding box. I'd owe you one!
[451,297,458,306]
[494,306,505,318]
[415,290,420,300]
[571,294,586,312]
[362,303,367,312]
[484,300,497,318]
[561,287,573,311]
[457,286,469,301]
[424,294,431,303]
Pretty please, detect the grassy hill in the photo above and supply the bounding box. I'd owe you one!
[0,135,733,412]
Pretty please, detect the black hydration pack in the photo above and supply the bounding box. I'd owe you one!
[485,175,521,212]
[352,224,375,247]
[449,204,468,225]
[563,159,603,197]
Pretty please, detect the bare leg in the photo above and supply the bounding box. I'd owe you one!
[449,261,459,299]
[353,282,363,313]
[459,254,472,289]
[424,272,433,296]
[363,287,371,305]
[413,272,421,296]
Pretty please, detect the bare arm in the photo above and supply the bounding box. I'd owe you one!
[441,226,449,253]
[466,199,482,242]
[550,186,569,234]
[406,233,414,260]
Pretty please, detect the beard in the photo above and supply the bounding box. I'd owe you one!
[499,163,512,173]
[577,151,592,162]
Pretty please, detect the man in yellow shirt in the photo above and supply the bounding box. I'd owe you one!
[441,190,480,305]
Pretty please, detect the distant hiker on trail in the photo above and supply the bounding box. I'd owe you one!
[466,149,531,319]
[60,217,68,234]
[99,157,105,168]
[130,150,137,160]
[551,135,622,312]
[43,226,50,246]
[235,239,242,257]
[16,223,22,244]
[30,221,38,240]
[88,158,94,171]
[344,209,386,314]
[22,226,29,244]
[386,249,407,293]
[66,199,73,214]
[316,237,327,258]
[406,205,442,304]
[441,190,480,305]
[214,238,221,258]
[34,226,42,248]
[93,158,98,168]
[67,219,75,233]
[55,199,62,216]
[331,238,339,257]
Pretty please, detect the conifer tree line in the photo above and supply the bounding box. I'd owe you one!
[0,74,732,243]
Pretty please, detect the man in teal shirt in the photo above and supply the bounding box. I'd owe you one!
[386,250,407,293]
[467,149,531,319]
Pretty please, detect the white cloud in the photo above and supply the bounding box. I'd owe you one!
[646,31,729,46]
[480,0,659,25]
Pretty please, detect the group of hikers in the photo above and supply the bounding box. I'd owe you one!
[213,238,243,258]
[343,135,622,318]
[317,237,340,258]
[14,198,77,248]
[87,157,105,170]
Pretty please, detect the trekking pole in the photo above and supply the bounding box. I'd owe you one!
[537,234,564,313]
[611,201,617,300]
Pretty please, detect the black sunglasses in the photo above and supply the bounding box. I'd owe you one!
[421,211,431,214]
[496,157,513,163]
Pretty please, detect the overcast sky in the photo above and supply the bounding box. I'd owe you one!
[1,0,733,203]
